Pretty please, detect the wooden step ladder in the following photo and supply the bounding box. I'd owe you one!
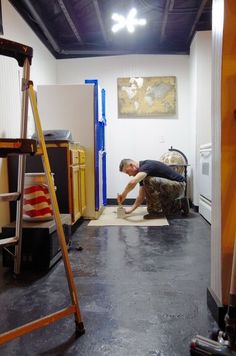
[0,38,85,344]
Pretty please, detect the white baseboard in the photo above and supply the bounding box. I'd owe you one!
[199,195,211,224]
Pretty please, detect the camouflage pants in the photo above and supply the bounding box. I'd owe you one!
[143,177,186,215]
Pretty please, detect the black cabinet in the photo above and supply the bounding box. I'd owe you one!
[8,142,86,224]
[1,214,71,270]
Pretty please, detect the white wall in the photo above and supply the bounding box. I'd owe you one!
[0,0,57,138]
[1,0,56,91]
[0,0,212,228]
[56,55,193,199]
[0,0,56,229]
[190,31,212,205]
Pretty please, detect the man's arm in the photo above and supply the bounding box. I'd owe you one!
[117,171,147,204]
[125,186,145,214]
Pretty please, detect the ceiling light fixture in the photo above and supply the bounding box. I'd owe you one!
[111,8,146,33]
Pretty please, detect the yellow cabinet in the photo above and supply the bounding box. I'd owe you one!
[70,165,81,222]
[79,162,86,215]
[69,145,86,223]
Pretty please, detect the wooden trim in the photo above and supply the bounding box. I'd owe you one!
[221,0,236,304]
[211,0,224,305]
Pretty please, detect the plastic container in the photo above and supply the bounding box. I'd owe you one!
[23,173,55,221]
[117,205,125,219]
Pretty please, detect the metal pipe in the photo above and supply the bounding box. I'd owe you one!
[22,0,61,53]
[57,0,83,45]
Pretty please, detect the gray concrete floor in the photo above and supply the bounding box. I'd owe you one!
[0,210,217,355]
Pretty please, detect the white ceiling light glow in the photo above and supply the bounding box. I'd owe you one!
[111,8,146,33]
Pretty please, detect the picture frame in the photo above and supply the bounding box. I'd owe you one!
[117,76,176,117]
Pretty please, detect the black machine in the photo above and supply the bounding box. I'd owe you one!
[190,238,236,355]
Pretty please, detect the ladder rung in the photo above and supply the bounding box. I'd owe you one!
[0,138,37,157]
[0,237,18,247]
[0,192,20,202]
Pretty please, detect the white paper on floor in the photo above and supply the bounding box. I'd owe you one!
[88,206,169,226]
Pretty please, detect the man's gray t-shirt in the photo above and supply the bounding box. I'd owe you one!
[139,160,185,185]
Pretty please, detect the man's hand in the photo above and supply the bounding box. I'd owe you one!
[124,207,134,214]
[117,193,125,204]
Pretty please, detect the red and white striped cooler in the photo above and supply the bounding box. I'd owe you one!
[23,173,54,221]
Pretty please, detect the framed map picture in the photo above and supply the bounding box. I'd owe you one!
[117,76,176,117]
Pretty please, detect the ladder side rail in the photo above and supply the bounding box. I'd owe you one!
[14,58,31,275]
[28,84,84,331]
[0,305,76,345]
[0,38,84,345]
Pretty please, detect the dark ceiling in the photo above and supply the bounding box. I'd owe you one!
[9,0,212,59]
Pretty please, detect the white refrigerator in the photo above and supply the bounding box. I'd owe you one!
[37,81,107,219]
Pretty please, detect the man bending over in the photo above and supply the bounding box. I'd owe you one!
[117,158,188,219]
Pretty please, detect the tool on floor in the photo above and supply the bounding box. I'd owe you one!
[117,194,125,218]
[190,236,236,355]
[0,38,85,344]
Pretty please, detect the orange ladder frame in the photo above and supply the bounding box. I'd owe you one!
[0,38,85,344]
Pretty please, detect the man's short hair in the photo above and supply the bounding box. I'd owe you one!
[119,159,133,172]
